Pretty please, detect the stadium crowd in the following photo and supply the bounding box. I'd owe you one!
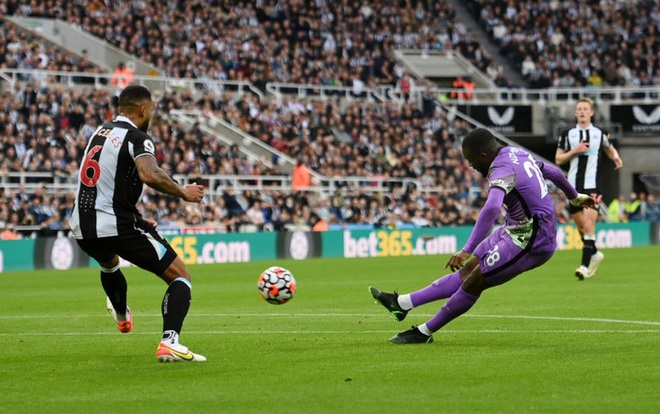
[1,0,659,238]
[468,0,660,88]
[2,0,658,90]
[2,0,496,90]
[2,77,658,240]
[0,76,484,237]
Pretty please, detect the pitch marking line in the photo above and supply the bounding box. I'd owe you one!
[2,329,659,337]
[1,313,659,326]
[2,313,659,337]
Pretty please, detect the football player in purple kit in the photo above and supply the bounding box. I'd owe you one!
[370,128,598,344]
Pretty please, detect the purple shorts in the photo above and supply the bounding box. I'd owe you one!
[473,226,555,287]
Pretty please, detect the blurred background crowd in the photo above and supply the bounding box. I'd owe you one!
[0,0,659,239]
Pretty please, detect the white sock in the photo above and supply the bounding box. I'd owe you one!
[417,323,433,336]
[397,294,413,310]
[161,330,179,345]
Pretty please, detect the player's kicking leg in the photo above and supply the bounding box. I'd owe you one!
[369,270,463,323]
[369,286,409,321]
[118,231,206,362]
[154,275,206,362]
[156,331,206,362]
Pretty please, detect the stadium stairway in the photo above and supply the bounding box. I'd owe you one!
[168,109,293,174]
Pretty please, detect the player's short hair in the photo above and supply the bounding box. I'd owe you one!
[462,128,498,154]
[577,97,595,110]
[118,85,152,108]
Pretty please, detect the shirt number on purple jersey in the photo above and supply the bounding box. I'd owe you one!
[524,155,548,198]
[485,245,501,267]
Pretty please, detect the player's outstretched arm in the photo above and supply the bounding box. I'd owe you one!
[135,156,205,202]
[446,188,505,272]
[540,162,579,199]
[540,162,599,209]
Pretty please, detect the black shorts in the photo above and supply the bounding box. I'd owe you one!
[568,188,600,215]
[76,224,177,275]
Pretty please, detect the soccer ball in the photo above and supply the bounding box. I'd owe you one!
[258,266,297,305]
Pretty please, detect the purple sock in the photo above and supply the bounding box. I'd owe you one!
[410,271,462,307]
[425,287,480,332]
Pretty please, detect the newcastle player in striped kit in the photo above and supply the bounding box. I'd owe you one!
[555,98,623,280]
[70,85,206,362]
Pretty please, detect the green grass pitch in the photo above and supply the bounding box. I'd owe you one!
[1,247,658,414]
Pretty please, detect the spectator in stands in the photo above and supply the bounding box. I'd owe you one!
[245,200,266,230]
[272,208,294,231]
[470,0,659,88]
[310,212,329,232]
[221,184,245,218]
[328,196,345,224]
[110,62,133,107]
[624,192,642,221]
[449,75,474,100]
[395,70,416,101]
[40,209,66,236]
[638,192,648,221]
[12,0,501,96]
[521,56,536,81]
[462,76,475,99]
[1,65,482,233]
[292,156,312,191]
[645,194,660,222]
[0,223,20,240]
[28,194,49,224]
[607,194,627,223]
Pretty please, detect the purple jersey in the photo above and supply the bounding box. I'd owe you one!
[487,146,557,252]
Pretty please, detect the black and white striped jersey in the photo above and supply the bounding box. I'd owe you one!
[70,116,156,239]
[557,124,611,192]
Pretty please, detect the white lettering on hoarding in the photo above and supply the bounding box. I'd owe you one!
[344,231,378,258]
[556,227,566,250]
[596,229,632,248]
[414,235,456,255]
[556,226,634,250]
[344,231,456,258]
[200,241,250,264]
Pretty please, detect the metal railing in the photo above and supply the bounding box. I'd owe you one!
[168,174,422,200]
[0,172,77,193]
[265,82,391,106]
[0,68,264,99]
[2,68,657,106]
[0,172,424,201]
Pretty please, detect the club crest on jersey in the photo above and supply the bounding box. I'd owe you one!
[144,140,155,154]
